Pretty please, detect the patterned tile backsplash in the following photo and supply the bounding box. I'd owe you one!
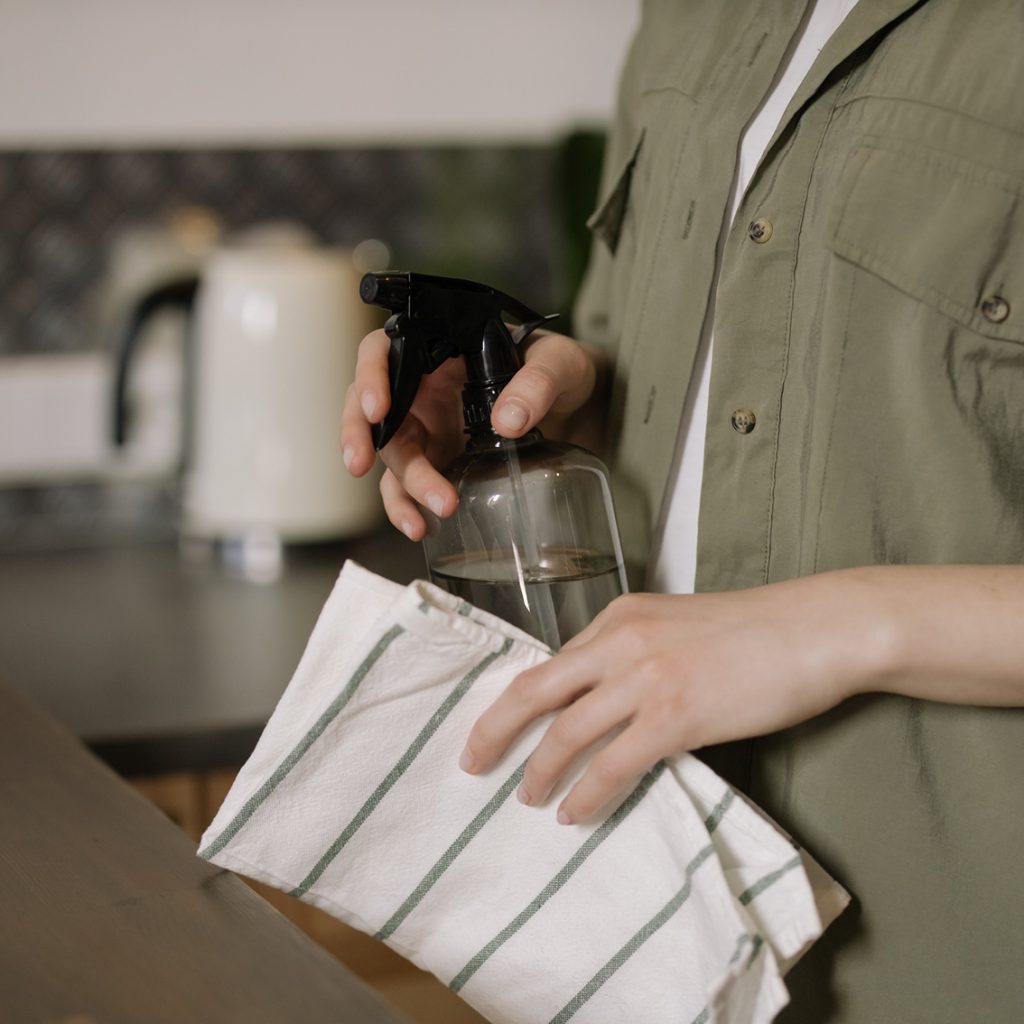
[0,145,573,355]
[0,141,603,547]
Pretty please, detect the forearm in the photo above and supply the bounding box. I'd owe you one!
[812,564,1024,708]
[462,561,1024,823]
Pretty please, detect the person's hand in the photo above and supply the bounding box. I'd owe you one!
[459,573,890,824]
[340,328,597,540]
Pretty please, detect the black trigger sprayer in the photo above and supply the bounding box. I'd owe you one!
[361,271,627,649]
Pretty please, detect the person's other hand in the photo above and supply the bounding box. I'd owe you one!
[340,328,597,539]
[459,575,887,824]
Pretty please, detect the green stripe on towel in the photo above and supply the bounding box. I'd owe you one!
[198,624,405,861]
[690,931,764,1024]
[703,788,735,834]
[290,637,515,898]
[375,758,529,941]
[738,854,802,906]
[449,761,669,994]
[548,844,716,1024]
[728,931,754,965]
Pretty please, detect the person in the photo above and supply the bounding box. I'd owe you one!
[341,1,1024,1020]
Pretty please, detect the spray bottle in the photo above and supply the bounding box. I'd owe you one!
[360,271,627,650]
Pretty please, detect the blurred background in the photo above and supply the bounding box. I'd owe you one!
[0,0,637,548]
[0,4,638,1021]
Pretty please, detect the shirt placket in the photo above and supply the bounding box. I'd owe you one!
[695,86,845,593]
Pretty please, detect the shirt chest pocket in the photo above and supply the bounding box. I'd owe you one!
[830,141,1024,344]
[588,128,645,257]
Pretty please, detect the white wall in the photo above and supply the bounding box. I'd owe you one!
[0,0,638,146]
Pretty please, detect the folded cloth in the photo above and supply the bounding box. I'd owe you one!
[199,561,848,1024]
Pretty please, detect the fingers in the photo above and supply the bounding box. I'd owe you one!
[556,723,664,825]
[342,328,469,535]
[460,646,601,775]
[340,382,377,476]
[379,470,424,541]
[379,414,458,520]
[517,683,636,808]
[340,330,391,475]
[353,329,392,422]
[491,333,595,438]
[459,591,677,826]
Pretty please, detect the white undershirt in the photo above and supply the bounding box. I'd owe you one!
[648,0,860,595]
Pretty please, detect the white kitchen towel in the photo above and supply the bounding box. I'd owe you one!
[199,561,848,1024]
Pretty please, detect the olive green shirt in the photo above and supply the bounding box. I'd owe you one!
[575,1,1024,1020]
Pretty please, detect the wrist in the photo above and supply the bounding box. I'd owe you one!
[804,567,904,702]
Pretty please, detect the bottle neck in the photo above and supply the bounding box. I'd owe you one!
[464,377,545,448]
[464,426,542,452]
[461,320,527,440]
[461,378,505,432]
[462,382,542,450]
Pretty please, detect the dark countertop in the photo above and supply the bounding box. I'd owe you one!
[0,529,423,775]
[0,680,410,1024]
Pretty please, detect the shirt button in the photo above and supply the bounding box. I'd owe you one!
[981,295,1010,323]
[747,218,773,244]
[730,408,757,434]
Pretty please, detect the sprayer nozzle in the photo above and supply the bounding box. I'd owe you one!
[359,272,411,312]
[358,274,378,304]
[358,270,558,450]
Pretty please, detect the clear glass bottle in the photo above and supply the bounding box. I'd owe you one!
[358,270,628,649]
[424,426,627,650]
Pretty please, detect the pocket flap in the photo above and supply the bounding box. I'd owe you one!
[587,128,645,255]
[831,142,1024,343]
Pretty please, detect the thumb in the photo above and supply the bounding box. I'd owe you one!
[491,334,595,438]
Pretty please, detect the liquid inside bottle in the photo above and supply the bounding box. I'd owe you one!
[424,430,627,649]
[430,548,623,645]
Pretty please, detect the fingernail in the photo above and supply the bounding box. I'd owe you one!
[556,808,572,826]
[361,391,377,420]
[517,783,532,806]
[426,493,445,517]
[401,520,416,540]
[342,445,354,471]
[496,402,528,432]
[459,748,477,773]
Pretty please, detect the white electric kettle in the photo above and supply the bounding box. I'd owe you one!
[112,236,382,544]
